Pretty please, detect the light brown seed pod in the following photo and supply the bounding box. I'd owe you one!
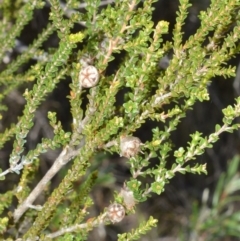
[79,65,99,88]
[79,54,93,67]
[120,185,136,210]
[120,136,141,158]
[107,203,125,223]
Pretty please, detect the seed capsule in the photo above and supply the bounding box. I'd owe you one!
[120,136,141,158]
[79,65,99,88]
[107,203,125,223]
[79,53,93,67]
[120,186,136,210]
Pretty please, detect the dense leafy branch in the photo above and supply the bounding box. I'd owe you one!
[0,0,240,240]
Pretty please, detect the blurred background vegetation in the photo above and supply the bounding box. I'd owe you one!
[1,0,240,240]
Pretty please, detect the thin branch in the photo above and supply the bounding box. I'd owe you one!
[153,92,172,106]
[46,213,108,239]
[13,146,77,222]
[14,83,98,222]
[45,0,115,26]
[78,0,115,9]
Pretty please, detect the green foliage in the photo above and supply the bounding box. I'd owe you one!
[0,0,239,240]
[189,155,240,240]
[0,191,13,234]
[118,216,158,241]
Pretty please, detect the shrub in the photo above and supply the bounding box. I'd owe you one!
[0,0,240,240]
